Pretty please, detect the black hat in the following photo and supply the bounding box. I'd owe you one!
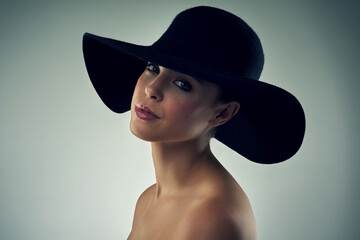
[82,6,305,164]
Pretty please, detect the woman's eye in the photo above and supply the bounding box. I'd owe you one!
[146,63,160,74]
[174,79,192,92]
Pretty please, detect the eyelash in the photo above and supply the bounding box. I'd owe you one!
[173,79,192,92]
[146,63,160,74]
[146,63,192,92]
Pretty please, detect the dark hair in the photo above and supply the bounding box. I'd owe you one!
[216,84,240,104]
[209,84,241,139]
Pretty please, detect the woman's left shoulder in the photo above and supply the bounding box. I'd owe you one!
[177,181,257,239]
[211,169,256,223]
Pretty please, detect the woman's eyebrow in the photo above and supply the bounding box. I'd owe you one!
[178,74,201,84]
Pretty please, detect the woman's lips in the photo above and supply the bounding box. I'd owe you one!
[135,104,160,120]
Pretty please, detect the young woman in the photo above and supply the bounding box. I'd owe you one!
[82,6,305,239]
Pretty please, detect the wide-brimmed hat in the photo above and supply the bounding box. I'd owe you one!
[82,6,305,164]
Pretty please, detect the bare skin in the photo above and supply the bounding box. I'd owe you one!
[127,64,256,239]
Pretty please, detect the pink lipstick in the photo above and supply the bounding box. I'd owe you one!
[135,104,159,120]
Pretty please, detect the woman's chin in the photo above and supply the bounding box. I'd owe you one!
[130,124,158,142]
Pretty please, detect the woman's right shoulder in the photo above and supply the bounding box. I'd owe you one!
[131,184,155,230]
[138,184,156,204]
[134,185,155,213]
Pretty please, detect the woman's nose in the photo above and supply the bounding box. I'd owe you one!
[145,77,164,102]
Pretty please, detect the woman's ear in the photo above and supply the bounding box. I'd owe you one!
[210,101,240,127]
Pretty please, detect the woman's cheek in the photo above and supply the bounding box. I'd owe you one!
[166,102,204,130]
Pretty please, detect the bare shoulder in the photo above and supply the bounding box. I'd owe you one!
[177,182,257,240]
[136,184,156,206]
[131,184,155,229]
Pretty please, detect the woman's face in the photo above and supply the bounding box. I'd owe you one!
[130,63,221,143]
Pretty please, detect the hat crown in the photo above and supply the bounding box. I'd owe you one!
[152,6,264,80]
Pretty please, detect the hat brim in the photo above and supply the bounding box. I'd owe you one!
[83,32,305,164]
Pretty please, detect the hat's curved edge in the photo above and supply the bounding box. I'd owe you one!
[82,33,148,113]
[215,83,306,164]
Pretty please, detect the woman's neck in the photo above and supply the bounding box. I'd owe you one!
[151,138,217,198]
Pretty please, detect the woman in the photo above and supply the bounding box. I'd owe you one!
[83,6,305,239]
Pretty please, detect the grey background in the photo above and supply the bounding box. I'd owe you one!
[1,0,359,239]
